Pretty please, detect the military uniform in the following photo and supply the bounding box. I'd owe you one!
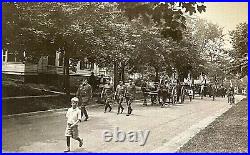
[76,83,92,121]
[176,82,182,103]
[102,83,114,113]
[227,87,235,104]
[116,84,126,114]
[141,81,148,105]
[149,83,158,105]
[125,83,136,116]
[159,83,170,107]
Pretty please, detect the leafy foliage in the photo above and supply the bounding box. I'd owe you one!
[229,22,248,77]
[117,2,206,41]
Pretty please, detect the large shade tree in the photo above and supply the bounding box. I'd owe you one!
[3,2,209,95]
[229,22,248,77]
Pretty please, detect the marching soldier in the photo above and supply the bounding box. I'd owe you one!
[150,82,159,105]
[160,80,170,107]
[227,85,235,104]
[115,81,126,114]
[101,79,114,113]
[176,80,182,103]
[76,80,92,121]
[125,79,136,116]
[141,79,148,106]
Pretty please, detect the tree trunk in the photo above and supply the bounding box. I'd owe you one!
[155,67,159,82]
[64,45,70,102]
[114,61,118,90]
[121,62,125,83]
[141,65,144,79]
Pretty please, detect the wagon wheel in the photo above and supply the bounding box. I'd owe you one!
[171,86,177,104]
[180,86,185,103]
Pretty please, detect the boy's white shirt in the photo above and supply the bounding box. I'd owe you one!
[66,107,81,124]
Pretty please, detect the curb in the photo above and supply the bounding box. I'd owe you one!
[3,99,144,119]
[3,103,104,119]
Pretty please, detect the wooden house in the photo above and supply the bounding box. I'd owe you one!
[2,50,108,87]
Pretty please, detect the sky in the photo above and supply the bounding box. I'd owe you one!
[198,2,248,32]
[197,2,248,49]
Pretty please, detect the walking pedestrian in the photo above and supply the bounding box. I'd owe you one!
[187,86,193,102]
[101,79,114,113]
[160,81,170,107]
[125,79,136,116]
[227,86,235,104]
[98,74,106,90]
[176,80,182,103]
[88,72,97,93]
[97,74,106,104]
[115,81,126,114]
[76,79,92,121]
[64,97,83,152]
[150,82,159,105]
[141,79,148,106]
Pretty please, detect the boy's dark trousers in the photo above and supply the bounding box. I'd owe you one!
[65,136,82,151]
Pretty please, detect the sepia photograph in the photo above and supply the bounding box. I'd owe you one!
[2,2,248,153]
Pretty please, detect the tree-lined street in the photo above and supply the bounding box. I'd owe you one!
[3,95,245,152]
[2,2,247,153]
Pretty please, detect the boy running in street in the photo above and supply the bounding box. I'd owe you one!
[64,97,83,152]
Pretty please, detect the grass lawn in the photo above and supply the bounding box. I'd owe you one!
[2,80,55,97]
[178,98,248,153]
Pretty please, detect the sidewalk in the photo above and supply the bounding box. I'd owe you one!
[178,97,248,152]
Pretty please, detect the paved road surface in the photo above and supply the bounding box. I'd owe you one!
[2,95,245,152]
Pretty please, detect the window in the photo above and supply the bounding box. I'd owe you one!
[7,52,17,62]
[80,61,94,70]
[3,50,24,63]
[58,52,64,66]
[2,50,7,62]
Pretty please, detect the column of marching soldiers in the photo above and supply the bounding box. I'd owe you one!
[75,72,235,121]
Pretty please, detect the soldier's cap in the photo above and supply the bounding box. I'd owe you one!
[71,97,79,102]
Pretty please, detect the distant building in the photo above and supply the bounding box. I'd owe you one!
[2,50,109,87]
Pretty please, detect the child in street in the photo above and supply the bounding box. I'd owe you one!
[64,97,83,152]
